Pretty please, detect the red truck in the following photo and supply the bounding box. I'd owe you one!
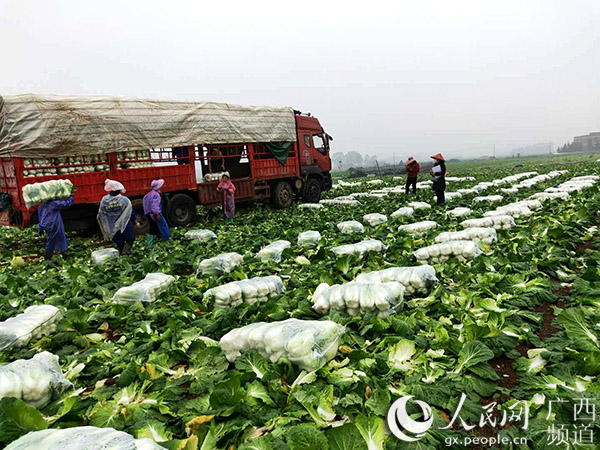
[0,95,333,233]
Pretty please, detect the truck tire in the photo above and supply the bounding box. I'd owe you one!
[302,177,322,203]
[272,181,293,209]
[168,193,197,227]
[133,207,151,235]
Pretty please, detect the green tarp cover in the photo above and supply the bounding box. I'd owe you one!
[266,142,292,165]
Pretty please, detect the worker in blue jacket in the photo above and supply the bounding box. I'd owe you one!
[38,195,75,259]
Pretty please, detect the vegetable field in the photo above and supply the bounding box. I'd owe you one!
[1,156,600,450]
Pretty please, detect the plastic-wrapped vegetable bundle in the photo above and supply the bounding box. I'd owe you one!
[354,265,438,296]
[298,203,324,209]
[112,273,175,302]
[457,188,477,195]
[185,229,218,242]
[320,198,360,206]
[0,305,62,351]
[337,220,365,234]
[446,207,472,218]
[199,252,243,276]
[461,215,515,230]
[414,240,483,263]
[473,195,503,203]
[391,207,414,219]
[367,179,383,185]
[363,213,388,226]
[203,172,227,182]
[297,230,321,248]
[331,239,386,259]
[312,281,404,317]
[368,193,388,199]
[350,192,370,198]
[571,175,598,181]
[204,275,285,307]
[446,176,476,182]
[398,220,438,235]
[501,188,519,194]
[436,192,461,201]
[220,318,345,371]
[513,199,542,210]
[22,179,74,208]
[435,227,497,245]
[5,427,166,450]
[472,182,495,192]
[485,204,532,218]
[408,201,432,210]
[257,240,291,263]
[530,191,570,201]
[0,352,70,408]
[91,248,119,265]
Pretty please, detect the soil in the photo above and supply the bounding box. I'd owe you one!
[576,240,593,253]
[535,300,565,339]
[488,357,519,390]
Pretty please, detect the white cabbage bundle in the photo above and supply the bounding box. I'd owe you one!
[493,172,538,185]
[320,198,360,206]
[350,192,370,198]
[547,178,597,192]
[446,176,476,182]
[485,205,532,218]
[457,188,477,195]
[370,189,391,194]
[337,220,365,234]
[461,215,515,229]
[91,248,119,265]
[473,195,503,203]
[416,180,433,189]
[203,276,285,307]
[571,175,598,181]
[0,352,71,409]
[185,229,218,242]
[435,227,497,245]
[199,252,243,276]
[298,203,324,209]
[512,199,543,210]
[203,172,227,182]
[363,213,388,226]
[297,230,321,248]
[530,192,570,201]
[5,427,166,450]
[220,318,344,371]
[312,281,404,317]
[331,239,386,259]
[336,180,362,187]
[472,182,495,192]
[368,193,388,199]
[22,179,74,209]
[257,240,291,263]
[501,188,519,194]
[408,201,432,210]
[0,305,62,351]
[398,220,438,235]
[414,240,483,263]
[446,207,472,218]
[367,179,383,185]
[436,192,462,202]
[330,195,355,201]
[112,273,175,303]
[354,265,438,296]
[391,207,414,218]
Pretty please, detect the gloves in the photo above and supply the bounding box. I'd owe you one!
[155,213,161,221]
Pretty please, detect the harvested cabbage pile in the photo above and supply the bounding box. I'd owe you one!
[91,248,119,265]
[204,275,285,307]
[22,179,74,209]
[331,239,386,259]
[298,203,324,209]
[362,213,388,226]
[473,195,503,203]
[257,240,291,263]
[408,201,432,210]
[0,305,62,351]
[320,198,360,206]
[398,220,438,235]
[414,240,483,263]
[446,207,472,218]
[457,188,477,195]
[530,191,569,201]
[0,352,70,408]
[337,220,365,234]
[112,273,175,303]
[312,281,404,317]
[220,318,344,371]
[437,192,462,201]
[391,207,414,218]
[203,172,227,182]
[297,230,321,248]
[367,179,383,185]
[501,188,519,194]
[461,215,516,230]
[185,229,217,242]
[199,252,243,276]
[435,227,497,245]
[485,204,532,218]
[354,265,438,296]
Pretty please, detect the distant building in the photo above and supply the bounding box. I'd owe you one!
[511,142,552,157]
[573,132,600,151]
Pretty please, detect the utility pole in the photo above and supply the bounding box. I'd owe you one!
[493,144,496,159]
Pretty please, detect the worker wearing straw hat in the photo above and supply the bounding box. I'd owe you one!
[430,153,447,205]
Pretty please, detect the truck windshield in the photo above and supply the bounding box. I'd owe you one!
[312,134,326,154]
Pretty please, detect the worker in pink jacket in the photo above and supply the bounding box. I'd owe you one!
[216,172,236,223]
[143,179,171,245]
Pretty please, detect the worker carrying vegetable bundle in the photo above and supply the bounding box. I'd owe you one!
[38,194,74,260]
[217,172,236,223]
[430,153,447,205]
[405,156,420,195]
[97,180,139,255]
[143,179,171,246]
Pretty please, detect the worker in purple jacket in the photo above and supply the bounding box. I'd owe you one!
[38,194,75,259]
[143,179,171,246]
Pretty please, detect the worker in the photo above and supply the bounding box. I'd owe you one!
[38,194,75,259]
[216,172,236,223]
[404,156,420,195]
[143,179,171,245]
[97,179,139,255]
[430,153,447,205]
[210,147,225,173]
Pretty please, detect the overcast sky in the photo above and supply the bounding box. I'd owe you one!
[1,0,599,160]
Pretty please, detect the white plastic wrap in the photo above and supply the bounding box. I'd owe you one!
[414,240,483,263]
[435,227,497,245]
[350,192,370,198]
[446,176,476,182]
[0,352,71,409]
[530,191,570,201]
[437,192,462,201]
[485,205,532,218]
[331,239,387,259]
[0,305,62,351]
[472,182,495,192]
[257,240,291,263]
[298,203,324,210]
[461,215,516,230]
[446,207,472,218]
[354,265,438,296]
[91,248,119,265]
[363,213,388,226]
[312,281,404,317]
[391,207,414,219]
[185,229,218,242]
[204,276,285,307]
[320,198,360,206]
[398,220,438,235]
[513,199,543,210]
[112,273,175,303]
[368,193,388,199]
[22,179,74,209]
[337,220,365,234]
[220,318,344,371]
[297,230,322,248]
[367,179,383,185]
[501,188,519,194]
[203,172,227,182]
[199,252,243,276]
[473,195,503,203]
[408,201,432,210]
[457,188,477,195]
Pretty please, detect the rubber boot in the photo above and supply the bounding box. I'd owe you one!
[146,234,155,247]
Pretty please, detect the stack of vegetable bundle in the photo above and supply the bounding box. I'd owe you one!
[0,352,70,408]
[22,179,74,208]
[472,181,495,192]
[203,276,285,307]
[530,191,570,201]
[436,192,462,201]
[219,318,344,371]
[312,281,404,317]
[257,240,291,263]
[414,240,482,263]
[362,213,388,226]
[446,207,472,217]
[354,265,438,296]
[199,252,243,276]
[337,220,365,234]
[350,192,370,198]
[203,172,227,182]
[514,199,542,210]
[367,192,388,199]
[0,305,62,351]
[298,203,323,209]
[398,220,438,235]
[408,201,432,210]
[484,204,532,218]
[435,227,497,245]
[91,248,119,265]
[320,198,360,206]
[461,215,515,230]
[112,273,175,303]
[185,229,217,242]
[297,230,321,248]
[367,179,383,185]
[473,195,503,203]
[457,188,477,195]
[331,239,386,259]
[500,188,519,194]
[391,207,414,218]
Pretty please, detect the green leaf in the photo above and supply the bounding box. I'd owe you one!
[452,341,494,374]
[286,425,329,450]
[0,397,48,445]
[365,388,391,417]
[326,424,367,450]
[355,414,386,450]
[557,307,599,350]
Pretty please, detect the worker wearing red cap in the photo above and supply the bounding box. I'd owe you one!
[430,153,446,205]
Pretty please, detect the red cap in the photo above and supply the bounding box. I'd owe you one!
[430,153,445,161]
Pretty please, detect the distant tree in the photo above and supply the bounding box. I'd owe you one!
[345,151,364,168]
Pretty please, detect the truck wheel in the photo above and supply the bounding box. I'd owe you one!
[302,178,322,203]
[168,193,197,227]
[272,181,293,209]
[134,208,151,235]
